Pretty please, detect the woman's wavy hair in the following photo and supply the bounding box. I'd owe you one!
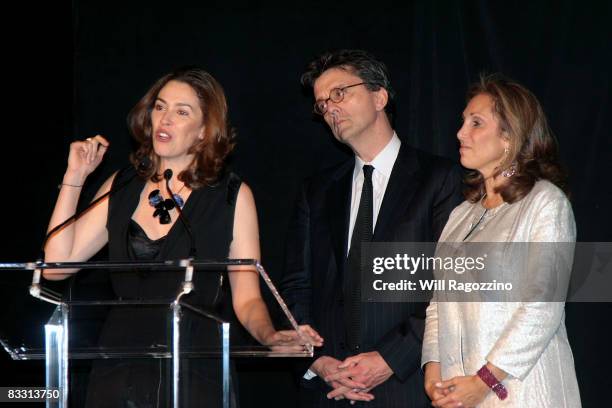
[464,74,568,203]
[128,66,236,188]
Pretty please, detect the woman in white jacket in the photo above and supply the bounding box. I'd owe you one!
[422,74,580,408]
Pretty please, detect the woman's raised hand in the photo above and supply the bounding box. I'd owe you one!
[65,135,110,182]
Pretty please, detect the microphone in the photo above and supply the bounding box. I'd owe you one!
[163,169,197,258]
[33,158,150,289]
[164,169,199,297]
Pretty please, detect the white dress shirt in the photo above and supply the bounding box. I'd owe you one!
[347,132,401,254]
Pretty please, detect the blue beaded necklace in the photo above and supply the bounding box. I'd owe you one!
[148,182,186,225]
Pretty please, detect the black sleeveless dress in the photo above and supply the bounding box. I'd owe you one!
[85,168,241,408]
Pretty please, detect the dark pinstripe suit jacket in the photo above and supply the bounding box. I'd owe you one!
[281,144,463,407]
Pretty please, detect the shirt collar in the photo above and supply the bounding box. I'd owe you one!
[353,132,401,181]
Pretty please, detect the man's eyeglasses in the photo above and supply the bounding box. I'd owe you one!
[313,82,368,115]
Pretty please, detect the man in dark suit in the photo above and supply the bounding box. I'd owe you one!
[281,49,463,407]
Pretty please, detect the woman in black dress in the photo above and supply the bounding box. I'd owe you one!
[44,67,322,407]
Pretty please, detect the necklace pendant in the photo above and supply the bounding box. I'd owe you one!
[164,198,176,210]
[148,187,186,225]
[148,189,163,206]
[159,210,171,224]
[173,194,185,208]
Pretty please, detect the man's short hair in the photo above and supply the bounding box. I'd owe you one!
[301,49,396,120]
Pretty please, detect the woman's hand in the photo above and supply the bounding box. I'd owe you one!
[65,135,109,183]
[44,136,114,278]
[262,324,324,352]
[424,362,448,403]
[431,375,490,408]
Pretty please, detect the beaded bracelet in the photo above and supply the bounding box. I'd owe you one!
[477,365,508,400]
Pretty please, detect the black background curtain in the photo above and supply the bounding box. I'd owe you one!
[1,1,610,406]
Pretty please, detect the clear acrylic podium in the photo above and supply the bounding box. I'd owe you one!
[0,259,311,407]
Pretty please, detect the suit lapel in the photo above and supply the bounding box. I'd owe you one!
[327,160,354,276]
[373,145,420,241]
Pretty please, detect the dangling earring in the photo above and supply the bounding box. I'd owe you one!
[502,162,517,178]
[500,146,516,177]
